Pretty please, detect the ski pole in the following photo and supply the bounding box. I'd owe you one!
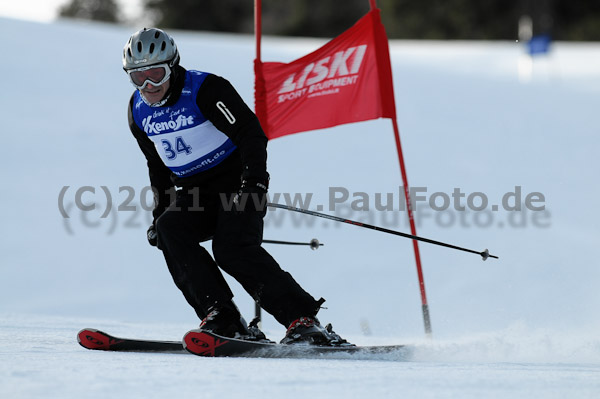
[263,238,323,250]
[267,203,498,260]
[254,237,323,324]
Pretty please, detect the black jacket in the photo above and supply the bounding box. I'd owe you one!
[127,65,269,221]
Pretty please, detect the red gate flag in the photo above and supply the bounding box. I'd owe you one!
[254,8,396,139]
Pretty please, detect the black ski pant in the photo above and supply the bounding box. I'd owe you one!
[155,189,320,327]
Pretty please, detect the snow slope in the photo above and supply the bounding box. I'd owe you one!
[1,16,599,398]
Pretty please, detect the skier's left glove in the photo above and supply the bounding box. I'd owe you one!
[233,170,269,213]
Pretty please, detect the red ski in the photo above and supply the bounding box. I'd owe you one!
[183,329,408,358]
[77,328,186,353]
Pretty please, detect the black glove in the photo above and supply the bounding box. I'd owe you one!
[233,171,269,213]
[147,224,158,247]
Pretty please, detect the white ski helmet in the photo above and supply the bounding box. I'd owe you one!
[123,28,180,71]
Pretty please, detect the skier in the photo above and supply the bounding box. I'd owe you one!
[122,28,347,346]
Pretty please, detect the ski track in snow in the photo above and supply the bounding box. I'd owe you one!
[1,315,599,398]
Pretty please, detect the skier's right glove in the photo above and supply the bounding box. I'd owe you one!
[147,224,158,247]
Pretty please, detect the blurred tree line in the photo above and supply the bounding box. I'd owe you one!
[58,0,600,41]
[59,0,121,23]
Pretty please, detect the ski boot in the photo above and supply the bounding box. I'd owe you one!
[280,317,353,347]
[199,303,250,338]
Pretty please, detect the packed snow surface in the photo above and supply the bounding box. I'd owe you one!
[1,16,599,399]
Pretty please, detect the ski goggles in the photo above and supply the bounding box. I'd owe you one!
[127,63,171,90]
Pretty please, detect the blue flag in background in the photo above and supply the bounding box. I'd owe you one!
[527,34,552,56]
